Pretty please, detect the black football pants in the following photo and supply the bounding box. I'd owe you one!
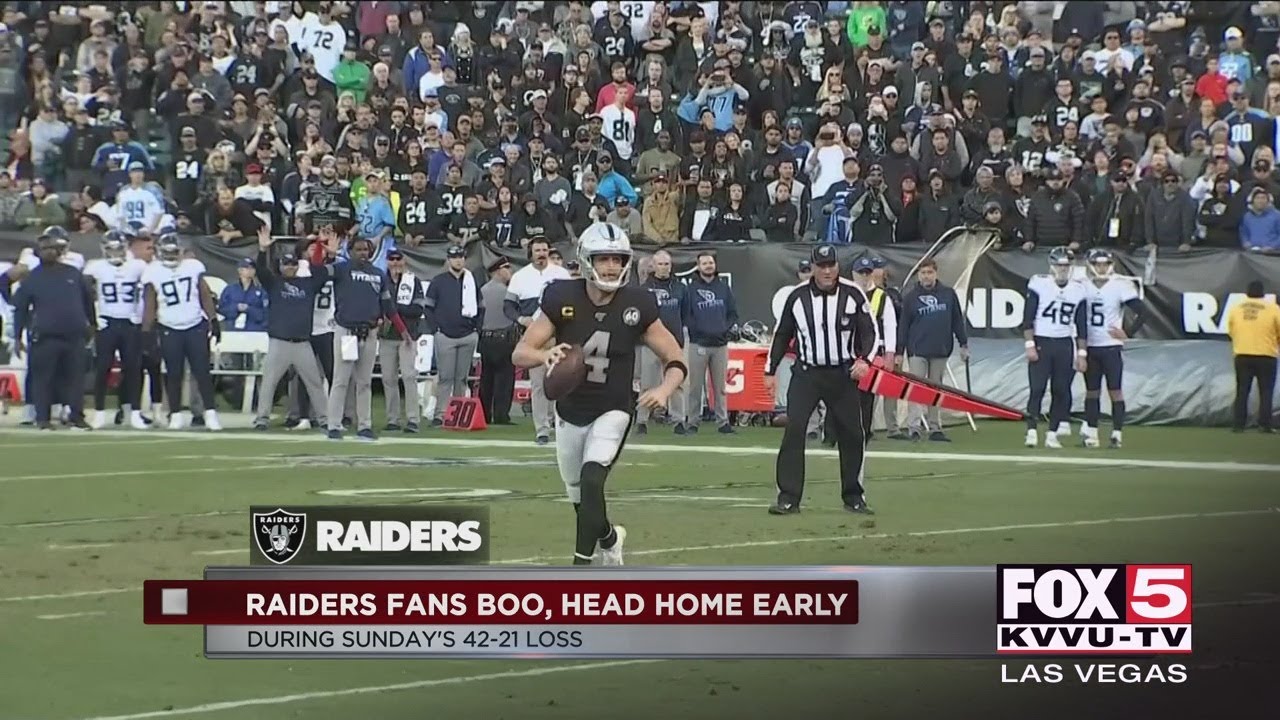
[777,364,866,507]
[94,319,141,410]
[30,334,85,424]
[1233,355,1277,430]
[478,329,516,423]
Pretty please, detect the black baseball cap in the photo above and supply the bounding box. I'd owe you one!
[386,249,404,260]
[446,245,467,258]
[797,259,812,273]
[487,257,512,273]
[811,244,838,266]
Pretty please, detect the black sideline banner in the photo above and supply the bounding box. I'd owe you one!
[2,231,1275,341]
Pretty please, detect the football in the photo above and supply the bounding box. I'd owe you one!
[544,345,587,401]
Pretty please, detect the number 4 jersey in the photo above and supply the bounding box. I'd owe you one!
[540,279,659,425]
[1026,274,1087,339]
[1084,277,1139,348]
[84,258,147,327]
[142,258,207,331]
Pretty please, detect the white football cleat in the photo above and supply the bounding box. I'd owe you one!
[1056,421,1071,437]
[168,411,188,430]
[294,418,311,431]
[91,410,107,430]
[129,410,149,430]
[1044,432,1062,449]
[599,525,627,566]
[203,409,223,432]
[1024,429,1038,448]
[1109,431,1123,449]
[1081,424,1099,448]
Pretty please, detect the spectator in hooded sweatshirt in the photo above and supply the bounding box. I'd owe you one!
[1241,187,1280,253]
[898,258,969,442]
[682,252,738,435]
[594,153,638,208]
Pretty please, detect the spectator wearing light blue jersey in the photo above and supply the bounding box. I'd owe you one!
[352,171,397,271]
[1219,27,1255,83]
[694,68,750,132]
[594,154,638,208]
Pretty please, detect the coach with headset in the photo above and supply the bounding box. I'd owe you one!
[764,244,877,516]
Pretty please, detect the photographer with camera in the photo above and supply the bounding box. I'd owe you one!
[849,164,899,245]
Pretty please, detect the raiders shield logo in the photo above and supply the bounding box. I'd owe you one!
[253,508,307,564]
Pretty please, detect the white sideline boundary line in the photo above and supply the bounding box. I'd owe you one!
[57,596,1280,719]
[0,438,187,450]
[8,508,1277,605]
[69,660,660,720]
[47,543,116,551]
[45,429,1280,474]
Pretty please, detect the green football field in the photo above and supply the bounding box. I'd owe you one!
[1,419,1278,720]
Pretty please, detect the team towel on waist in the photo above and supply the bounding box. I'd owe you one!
[397,272,417,305]
[460,270,477,318]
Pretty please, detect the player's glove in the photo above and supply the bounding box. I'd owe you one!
[209,317,222,343]
[728,324,741,342]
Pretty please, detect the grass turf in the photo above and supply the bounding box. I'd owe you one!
[0,421,1277,720]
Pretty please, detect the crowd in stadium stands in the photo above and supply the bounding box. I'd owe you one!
[0,0,1279,255]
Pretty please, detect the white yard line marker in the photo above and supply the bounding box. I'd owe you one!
[37,611,108,621]
[67,429,1280,473]
[0,588,132,603]
[0,464,282,483]
[495,508,1280,565]
[71,660,659,720]
[47,543,116,551]
[9,510,237,529]
[192,549,247,557]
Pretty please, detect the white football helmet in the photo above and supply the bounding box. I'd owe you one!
[576,222,633,291]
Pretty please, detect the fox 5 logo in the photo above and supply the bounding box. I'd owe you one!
[998,565,1192,624]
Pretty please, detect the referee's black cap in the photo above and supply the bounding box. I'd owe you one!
[811,244,839,266]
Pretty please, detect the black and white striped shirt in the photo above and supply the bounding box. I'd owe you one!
[766,278,878,375]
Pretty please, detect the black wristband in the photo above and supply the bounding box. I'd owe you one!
[664,360,688,381]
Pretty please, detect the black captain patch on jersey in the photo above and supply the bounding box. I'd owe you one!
[540,279,659,425]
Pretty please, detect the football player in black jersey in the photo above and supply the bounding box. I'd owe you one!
[513,223,687,566]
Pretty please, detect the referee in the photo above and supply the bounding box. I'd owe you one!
[764,244,878,516]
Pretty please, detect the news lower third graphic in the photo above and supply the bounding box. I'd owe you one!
[141,508,1201,661]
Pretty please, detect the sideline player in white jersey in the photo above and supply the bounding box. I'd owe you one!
[1080,249,1145,449]
[1022,247,1088,449]
[113,163,170,235]
[513,223,686,565]
[83,231,149,429]
[141,236,223,431]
